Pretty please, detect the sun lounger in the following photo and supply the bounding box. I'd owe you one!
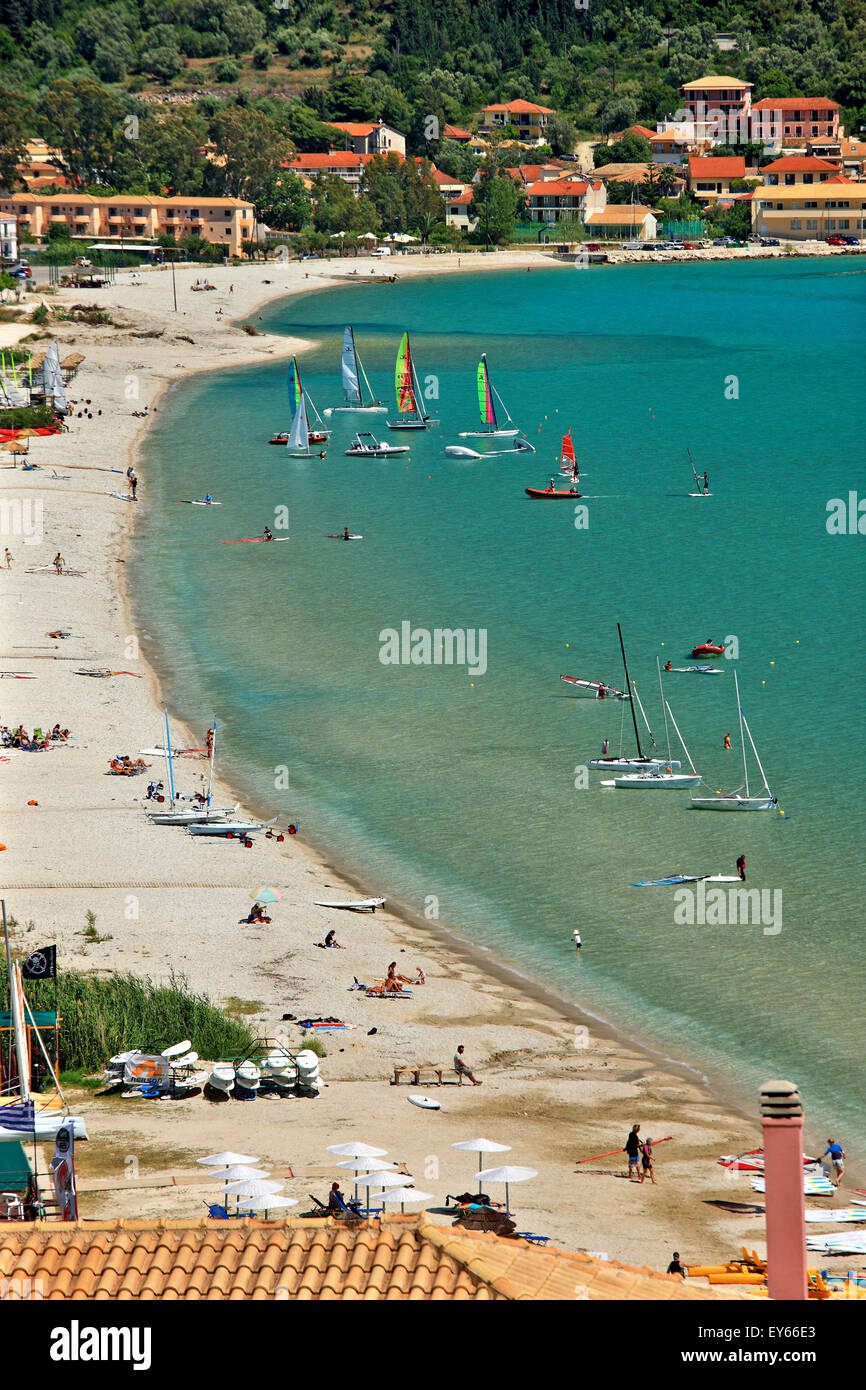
[366,989,413,999]
[204,1203,229,1220]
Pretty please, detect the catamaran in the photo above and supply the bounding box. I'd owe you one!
[690,670,779,811]
[526,430,581,497]
[600,633,700,789]
[387,332,438,430]
[147,715,237,825]
[326,326,386,414]
[458,354,519,438]
[270,359,331,446]
[589,627,683,774]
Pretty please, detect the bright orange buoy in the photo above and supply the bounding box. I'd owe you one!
[28,799,38,806]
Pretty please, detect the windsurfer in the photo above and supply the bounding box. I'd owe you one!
[204,494,213,505]
[664,661,672,671]
[343,527,350,540]
[702,472,710,494]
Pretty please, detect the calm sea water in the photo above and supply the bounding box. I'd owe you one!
[132,259,866,1151]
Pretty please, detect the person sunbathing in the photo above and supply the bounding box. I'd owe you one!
[50,725,69,740]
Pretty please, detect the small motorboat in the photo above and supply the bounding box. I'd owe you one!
[269,429,328,446]
[525,484,580,498]
[345,432,409,457]
[691,642,724,658]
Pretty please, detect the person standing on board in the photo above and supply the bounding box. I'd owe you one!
[736,854,746,881]
[262,525,273,542]
[624,1124,641,1179]
[702,471,710,494]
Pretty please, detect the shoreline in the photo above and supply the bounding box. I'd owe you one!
[2,255,856,1268]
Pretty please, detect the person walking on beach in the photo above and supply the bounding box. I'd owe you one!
[4,548,11,569]
[454,1044,481,1086]
[824,1139,845,1187]
[129,471,138,500]
[624,1124,641,1179]
[53,552,64,574]
[639,1136,656,1185]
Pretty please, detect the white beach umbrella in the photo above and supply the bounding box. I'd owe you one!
[197,1152,259,1167]
[336,1155,398,1199]
[327,1142,388,1159]
[215,1166,271,1183]
[452,1138,512,1186]
[374,1187,434,1214]
[237,1194,299,1218]
[355,1170,410,1189]
[476,1165,538,1215]
[224,1179,284,1198]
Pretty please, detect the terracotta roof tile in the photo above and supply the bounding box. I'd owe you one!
[0,1218,753,1299]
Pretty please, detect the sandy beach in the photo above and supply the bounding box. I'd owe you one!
[1,251,851,1275]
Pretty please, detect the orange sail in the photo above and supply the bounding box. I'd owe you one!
[559,429,577,475]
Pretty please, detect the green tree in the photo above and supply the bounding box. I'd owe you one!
[548,112,578,157]
[470,173,520,246]
[41,77,129,189]
[93,37,132,83]
[755,67,796,99]
[222,4,266,56]
[0,88,30,191]
[252,42,271,70]
[140,108,208,195]
[141,43,184,83]
[208,107,294,203]
[328,75,374,120]
[215,59,240,83]
[258,169,311,230]
[594,131,653,165]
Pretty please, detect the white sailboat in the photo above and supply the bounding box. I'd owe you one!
[602,640,700,788]
[282,391,317,457]
[387,332,439,430]
[458,354,519,438]
[147,716,237,824]
[590,628,682,774]
[690,671,779,811]
[326,326,386,414]
[270,359,330,446]
[0,900,88,1144]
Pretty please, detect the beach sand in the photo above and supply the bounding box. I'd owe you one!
[1,253,833,1275]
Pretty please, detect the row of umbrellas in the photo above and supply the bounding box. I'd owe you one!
[328,232,420,244]
[197,1139,538,1216]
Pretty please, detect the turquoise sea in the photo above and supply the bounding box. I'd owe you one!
[131,259,866,1154]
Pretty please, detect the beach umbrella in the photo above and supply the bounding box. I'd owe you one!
[452,1138,512,1188]
[354,1170,409,1189]
[327,1142,387,1159]
[475,1165,538,1215]
[336,1156,398,1199]
[374,1187,434,1214]
[215,1166,271,1183]
[225,1179,284,1198]
[237,1194,298,1218]
[251,887,282,903]
[197,1151,258,1167]
[358,232,377,241]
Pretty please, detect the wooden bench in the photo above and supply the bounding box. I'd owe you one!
[392,1065,462,1087]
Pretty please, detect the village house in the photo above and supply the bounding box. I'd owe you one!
[750,98,840,150]
[444,188,477,230]
[687,154,747,202]
[593,163,686,194]
[443,124,473,143]
[610,126,690,165]
[0,192,255,256]
[678,76,753,145]
[15,140,71,190]
[583,206,659,240]
[325,122,406,157]
[752,176,866,240]
[526,177,605,224]
[285,151,374,195]
[0,215,18,262]
[760,156,839,187]
[479,100,555,145]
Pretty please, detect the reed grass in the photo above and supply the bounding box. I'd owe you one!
[25,969,254,1072]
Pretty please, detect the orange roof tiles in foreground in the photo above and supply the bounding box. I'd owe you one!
[0,1216,752,1301]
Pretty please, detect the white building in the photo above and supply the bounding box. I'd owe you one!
[0,216,18,262]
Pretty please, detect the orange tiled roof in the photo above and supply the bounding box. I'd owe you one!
[689,156,746,177]
[0,1217,751,1301]
[483,100,555,115]
[761,156,838,172]
[752,97,838,112]
[527,178,589,196]
[444,124,472,140]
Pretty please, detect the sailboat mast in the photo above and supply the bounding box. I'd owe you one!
[734,670,750,796]
[411,359,425,422]
[3,902,31,1104]
[743,716,773,796]
[617,623,644,760]
[657,656,672,760]
[632,683,657,750]
[164,709,176,806]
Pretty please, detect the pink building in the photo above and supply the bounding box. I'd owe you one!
[751,99,839,148]
[680,76,753,144]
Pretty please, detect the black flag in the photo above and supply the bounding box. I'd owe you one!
[22,945,57,979]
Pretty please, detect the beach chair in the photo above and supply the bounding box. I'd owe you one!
[204,1203,229,1220]
[516,1232,551,1245]
[32,728,43,741]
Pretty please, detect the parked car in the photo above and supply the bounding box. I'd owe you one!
[298,253,318,261]
[640,242,657,251]
[8,263,31,279]
[666,241,686,250]
[826,235,846,246]
[72,256,92,267]
[585,243,602,252]
[682,241,704,249]
[841,235,860,245]
[371,246,392,257]
[759,237,780,247]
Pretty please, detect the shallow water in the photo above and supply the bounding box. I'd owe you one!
[132,258,866,1151]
